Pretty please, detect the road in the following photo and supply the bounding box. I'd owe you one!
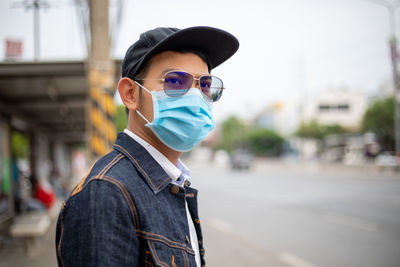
[187,160,400,267]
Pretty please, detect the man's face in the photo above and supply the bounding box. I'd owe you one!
[138,51,209,123]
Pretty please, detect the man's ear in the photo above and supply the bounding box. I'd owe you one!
[117,78,139,111]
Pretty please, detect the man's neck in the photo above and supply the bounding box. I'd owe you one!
[126,124,181,165]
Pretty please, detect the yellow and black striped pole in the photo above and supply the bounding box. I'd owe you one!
[88,66,116,158]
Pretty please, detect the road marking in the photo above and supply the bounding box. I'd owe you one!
[279,252,316,267]
[325,213,377,232]
[208,218,235,234]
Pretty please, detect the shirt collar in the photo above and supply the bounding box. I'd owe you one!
[123,129,190,187]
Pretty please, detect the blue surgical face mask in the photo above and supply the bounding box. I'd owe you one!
[135,82,216,152]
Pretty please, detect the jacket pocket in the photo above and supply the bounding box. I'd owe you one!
[145,239,192,267]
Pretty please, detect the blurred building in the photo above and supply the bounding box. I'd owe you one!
[291,88,371,162]
[254,100,298,136]
[301,88,368,129]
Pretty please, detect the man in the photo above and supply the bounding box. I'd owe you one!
[55,26,239,267]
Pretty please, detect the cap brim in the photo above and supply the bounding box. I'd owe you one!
[139,26,239,71]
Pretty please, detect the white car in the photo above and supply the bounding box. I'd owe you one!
[375,152,399,167]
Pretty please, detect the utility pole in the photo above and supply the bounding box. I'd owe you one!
[33,0,40,61]
[390,35,400,159]
[12,0,51,61]
[87,0,116,159]
[367,0,400,159]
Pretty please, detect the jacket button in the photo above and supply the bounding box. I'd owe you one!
[170,185,180,194]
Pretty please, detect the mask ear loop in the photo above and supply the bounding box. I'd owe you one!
[134,81,152,124]
[134,81,152,94]
[136,110,150,124]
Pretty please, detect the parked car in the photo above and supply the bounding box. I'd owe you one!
[375,151,398,167]
[230,149,253,170]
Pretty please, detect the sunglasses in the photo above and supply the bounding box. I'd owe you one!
[136,70,225,102]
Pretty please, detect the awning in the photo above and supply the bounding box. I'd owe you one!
[0,60,122,144]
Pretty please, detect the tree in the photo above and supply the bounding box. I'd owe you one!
[246,128,284,156]
[295,119,347,140]
[215,116,247,153]
[295,119,325,140]
[11,131,29,159]
[323,124,348,137]
[214,116,285,156]
[114,105,128,132]
[362,96,394,151]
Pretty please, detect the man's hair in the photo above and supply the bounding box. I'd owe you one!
[124,49,210,115]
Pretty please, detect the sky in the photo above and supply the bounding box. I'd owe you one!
[0,0,397,122]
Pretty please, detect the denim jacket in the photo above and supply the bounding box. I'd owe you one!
[55,133,205,267]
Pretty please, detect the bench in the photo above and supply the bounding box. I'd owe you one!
[10,211,51,257]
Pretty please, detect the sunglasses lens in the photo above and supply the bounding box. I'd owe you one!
[200,76,224,102]
[163,71,193,97]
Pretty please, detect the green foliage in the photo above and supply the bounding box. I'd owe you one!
[114,105,128,132]
[362,96,394,151]
[295,119,347,140]
[216,116,247,153]
[324,124,347,136]
[295,120,324,139]
[246,128,284,156]
[11,132,29,159]
[215,116,285,156]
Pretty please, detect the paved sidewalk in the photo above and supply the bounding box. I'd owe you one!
[0,219,58,267]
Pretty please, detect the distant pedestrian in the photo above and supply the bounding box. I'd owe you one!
[55,26,238,266]
[30,174,55,210]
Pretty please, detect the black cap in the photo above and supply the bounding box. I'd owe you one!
[121,26,239,78]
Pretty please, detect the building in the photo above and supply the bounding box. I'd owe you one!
[254,100,299,137]
[302,88,368,130]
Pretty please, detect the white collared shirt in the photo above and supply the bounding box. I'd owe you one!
[123,129,201,266]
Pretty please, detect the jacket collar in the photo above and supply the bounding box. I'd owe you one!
[113,132,172,194]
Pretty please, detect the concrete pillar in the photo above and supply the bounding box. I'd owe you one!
[53,142,70,179]
[32,132,50,181]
